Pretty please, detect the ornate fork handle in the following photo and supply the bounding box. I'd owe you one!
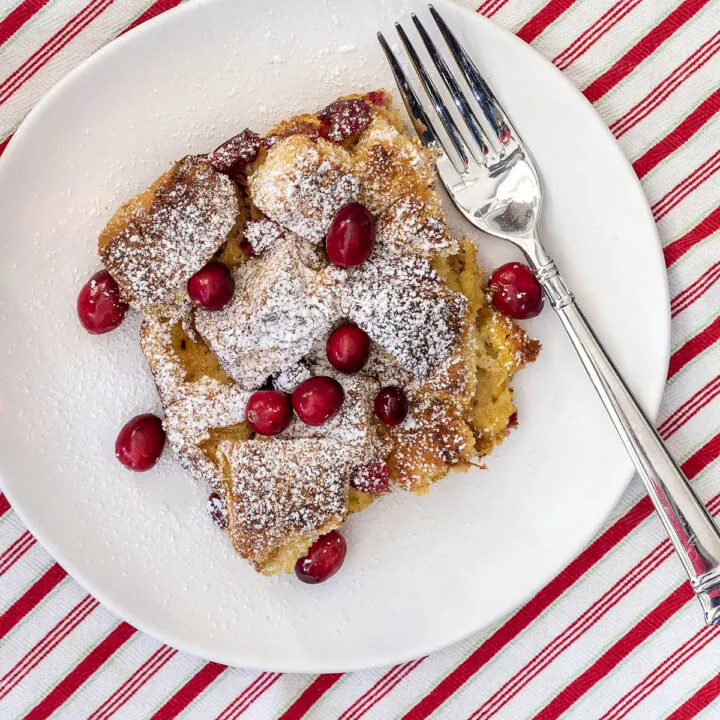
[382,3,720,624]
[529,244,720,624]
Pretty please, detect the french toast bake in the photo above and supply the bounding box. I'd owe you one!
[96,90,540,578]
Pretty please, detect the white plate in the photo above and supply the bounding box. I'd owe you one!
[0,0,669,671]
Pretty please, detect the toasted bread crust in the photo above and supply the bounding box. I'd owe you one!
[100,91,540,574]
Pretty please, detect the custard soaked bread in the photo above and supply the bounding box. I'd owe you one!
[99,156,242,311]
[100,90,539,576]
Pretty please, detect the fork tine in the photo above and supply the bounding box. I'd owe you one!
[377,32,446,154]
[410,13,489,163]
[429,4,514,146]
[395,22,470,172]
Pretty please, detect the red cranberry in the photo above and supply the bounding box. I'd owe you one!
[207,492,228,530]
[489,262,543,319]
[366,90,388,106]
[208,129,261,174]
[318,98,371,141]
[115,414,166,471]
[292,376,344,426]
[508,412,518,428]
[245,390,293,436]
[294,530,347,584]
[240,239,255,257]
[351,461,390,493]
[77,270,128,334]
[326,323,370,374]
[187,262,235,311]
[325,203,375,268]
[374,387,408,426]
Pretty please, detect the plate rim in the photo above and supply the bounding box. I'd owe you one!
[0,0,671,671]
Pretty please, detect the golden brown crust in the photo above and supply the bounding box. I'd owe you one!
[223,439,349,573]
[99,156,242,310]
[107,90,540,575]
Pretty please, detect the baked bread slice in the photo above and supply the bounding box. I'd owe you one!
[99,89,540,575]
[99,156,242,310]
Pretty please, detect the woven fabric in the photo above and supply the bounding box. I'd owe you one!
[1,0,719,717]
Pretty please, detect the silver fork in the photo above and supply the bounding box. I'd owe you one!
[379,4,720,626]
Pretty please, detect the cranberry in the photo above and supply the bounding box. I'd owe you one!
[208,129,261,174]
[240,239,255,257]
[366,90,388,106]
[325,203,375,268]
[207,492,228,530]
[351,461,390,493]
[292,376,344,426]
[245,390,293,436]
[326,322,370,374]
[489,262,543,320]
[318,98,371,141]
[374,387,408,426]
[187,262,235,311]
[508,412,518,428]
[294,530,347,584]
[77,270,128,334]
[115,414,166,471]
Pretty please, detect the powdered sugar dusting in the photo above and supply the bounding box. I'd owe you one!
[100,156,240,309]
[342,256,468,378]
[249,135,359,243]
[272,362,311,393]
[121,92,536,575]
[140,310,250,491]
[226,438,348,566]
[139,305,195,406]
[375,194,457,260]
[195,236,338,389]
[282,371,386,465]
[243,216,286,255]
[354,115,436,215]
[389,397,475,490]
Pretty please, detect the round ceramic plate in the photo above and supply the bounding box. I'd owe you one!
[0,0,669,671]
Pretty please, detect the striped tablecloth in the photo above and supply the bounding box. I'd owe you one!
[1,0,719,717]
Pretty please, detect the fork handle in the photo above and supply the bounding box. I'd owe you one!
[532,257,720,625]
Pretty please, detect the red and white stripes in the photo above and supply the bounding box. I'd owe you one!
[552,0,645,71]
[86,644,178,720]
[609,30,720,139]
[0,0,117,105]
[598,625,720,720]
[652,149,720,223]
[670,262,720,318]
[215,672,283,720]
[0,530,35,576]
[2,0,720,718]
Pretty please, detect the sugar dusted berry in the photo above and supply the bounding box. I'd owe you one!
[325,203,375,268]
[115,414,166,471]
[366,90,389,107]
[292,376,344,426]
[208,129,261,175]
[374,387,408,426]
[351,460,390,493]
[294,530,347,584]
[318,98,371,141]
[489,262,543,320]
[245,390,293,436]
[77,270,128,334]
[207,492,228,530]
[187,262,235,311]
[326,322,370,374]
